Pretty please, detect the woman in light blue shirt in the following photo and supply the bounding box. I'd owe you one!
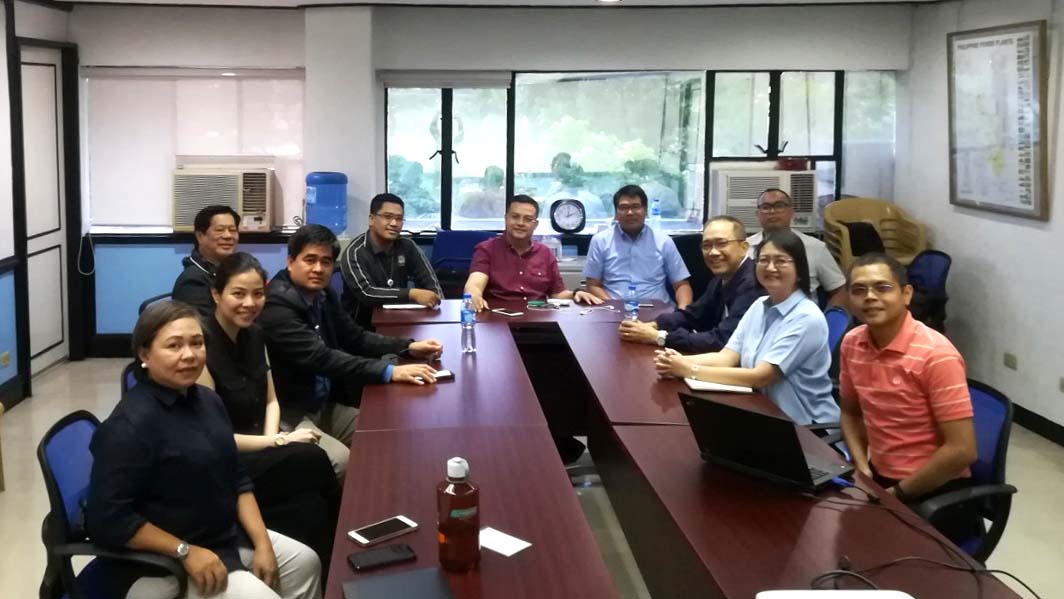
[654,230,839,426]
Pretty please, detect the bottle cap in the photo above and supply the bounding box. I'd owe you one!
[463,293,472,299]
[447,457,469,479]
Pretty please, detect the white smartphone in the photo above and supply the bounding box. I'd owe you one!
[433,369,454,380]
[492,308,524,317]
[348,515,419,546]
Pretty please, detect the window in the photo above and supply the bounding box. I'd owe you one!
[514,72,705,233]
[842,71,896,200]
[85,71,304,230]
[712,72,770,157]
[779,71,836,156]
[386,87,509,232]
[385,88,442,232]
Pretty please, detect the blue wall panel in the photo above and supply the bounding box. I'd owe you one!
[0,271,18,385]
[94,243,289,335]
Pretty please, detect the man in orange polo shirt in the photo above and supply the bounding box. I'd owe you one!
[839,253,978,541]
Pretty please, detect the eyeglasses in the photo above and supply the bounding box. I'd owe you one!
[756,256,795,268]
[506,214,538,225]
[616,204,645,215]
[373,212,405,224]
[848,283,897,297]
[701,239,743,252]
[757,202,791,213]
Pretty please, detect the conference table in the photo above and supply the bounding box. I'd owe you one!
[324,299,1021,599]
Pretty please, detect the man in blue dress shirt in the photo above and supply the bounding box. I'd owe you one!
[583,185,693,308]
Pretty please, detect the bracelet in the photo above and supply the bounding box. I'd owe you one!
[689,364,701,379]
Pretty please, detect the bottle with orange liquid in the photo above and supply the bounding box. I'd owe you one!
[437,457,480,572]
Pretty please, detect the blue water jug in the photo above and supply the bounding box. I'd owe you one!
[305,172,348,235]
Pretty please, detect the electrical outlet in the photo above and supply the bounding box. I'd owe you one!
[1003,352,1018,371]
[0,351,9,367]
[1059,377,1064,394]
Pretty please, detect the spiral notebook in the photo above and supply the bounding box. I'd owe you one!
[683,378,754,394]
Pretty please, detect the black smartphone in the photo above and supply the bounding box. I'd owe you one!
[348,543,417,572]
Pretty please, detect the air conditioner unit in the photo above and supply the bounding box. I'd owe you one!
[716,170,819,233]
[172,167,277,232]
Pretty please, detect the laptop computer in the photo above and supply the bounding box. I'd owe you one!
[679,393,853,491]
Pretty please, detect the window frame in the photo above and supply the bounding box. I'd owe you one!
[384,69,852,235]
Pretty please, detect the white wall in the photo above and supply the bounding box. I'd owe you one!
[896,0,1064,424]
[373,5,912,71]
[69,5,304,67]
[14,0,68,42]
[304,7,379,234]
[0,6,14,261]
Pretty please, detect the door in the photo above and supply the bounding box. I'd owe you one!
[20,46,68,374]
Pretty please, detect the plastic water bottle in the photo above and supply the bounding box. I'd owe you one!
[625,284,639,321]
[648,197,662,233]
[461,293,477,353]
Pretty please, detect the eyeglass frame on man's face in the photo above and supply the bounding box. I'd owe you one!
[506,212,538,225]
[372,212,405,224]
[848,282,898,298]
[757,201,792,214]
[701,239,743,252]
[616,202,646,215]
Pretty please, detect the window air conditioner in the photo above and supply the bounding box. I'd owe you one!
[172,167,276,232]
[716,170,819,233]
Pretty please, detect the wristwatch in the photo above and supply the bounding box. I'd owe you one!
[656,330,668,347]
[176,541,190,561]
[274,434,288,447]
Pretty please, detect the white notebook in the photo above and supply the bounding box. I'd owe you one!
[683,378,754,394]
[381,303,429,310]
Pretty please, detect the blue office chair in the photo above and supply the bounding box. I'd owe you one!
[907,250,951,332]
[824,306,853,394]
[915,380,1017,563]
[138,292,172,315]
[120,361,138,396]
[431,230,496,299]
[38,411,187,599]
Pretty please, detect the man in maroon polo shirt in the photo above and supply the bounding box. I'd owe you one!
[464,195,600,310]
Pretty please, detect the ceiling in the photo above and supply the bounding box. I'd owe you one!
[63,0,938,9]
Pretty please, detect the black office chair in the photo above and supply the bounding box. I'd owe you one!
[672,233,711,300]
[915,380,1017,563]
[38,411,186,599]
[138,292,172,315]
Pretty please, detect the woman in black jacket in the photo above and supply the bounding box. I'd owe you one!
[197,252,340,572]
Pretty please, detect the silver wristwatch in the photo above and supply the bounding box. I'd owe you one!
[176,541,190,561]
[656,330,668,347]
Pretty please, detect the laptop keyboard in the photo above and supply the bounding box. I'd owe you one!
[808,466,830,479]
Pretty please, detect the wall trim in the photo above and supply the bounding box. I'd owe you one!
[1014,403,1064,449]
[68,2,938,10]
[14,0,71,13]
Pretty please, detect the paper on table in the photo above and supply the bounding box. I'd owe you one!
[479,527,531,557]
[382,304,429,310]
[684,378,754,393]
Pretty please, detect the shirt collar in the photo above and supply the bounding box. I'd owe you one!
[141,376,196,407]
[299,288,325,308]
[504,235,536,256]
[365,232,395,256]
[190,248,218,275]
[615,222,647,241]
[721,258,754,291]
[878,312,920,354]
[765,288,806,317]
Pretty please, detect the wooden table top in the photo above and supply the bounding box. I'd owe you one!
[324,427,618,599]
[371,298,672,326]
[358,323,548,432]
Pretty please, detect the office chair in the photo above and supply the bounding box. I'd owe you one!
[915,380,1017,563]
[431,230,496,299]
[138,292,172,315]
[38,411,187,599]
[672,233,711,300]
[907,250,951,332]
[120,362,138,396]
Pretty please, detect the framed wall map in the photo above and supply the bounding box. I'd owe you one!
[947,20,1048,221]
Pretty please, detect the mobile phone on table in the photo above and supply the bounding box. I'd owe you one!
[348,543,417,572]
[492,308,524,317]
[348,515,418,546]
[433,370,454,380]
[638,303,654,308]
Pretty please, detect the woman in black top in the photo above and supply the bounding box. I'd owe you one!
[197,253,339,572]
[86,301,321,599]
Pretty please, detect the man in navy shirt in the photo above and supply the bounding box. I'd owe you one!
[619,216,760,352]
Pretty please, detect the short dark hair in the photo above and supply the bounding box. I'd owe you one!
[848,252,909,287]
[613,185,648,210]
[213,252,268,293]
[705,215,747,239]
[193,205,241,249]
[370,193,404,215]
[757,229,812,297]
[505,194,540,216]
[288,224,340,259]
[131,300,202,365]
[758,188,792,206]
